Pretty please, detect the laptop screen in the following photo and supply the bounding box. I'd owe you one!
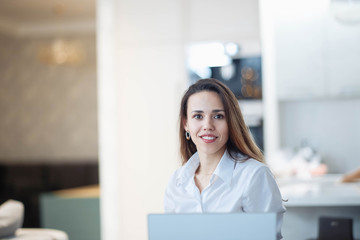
[148,213,276,240]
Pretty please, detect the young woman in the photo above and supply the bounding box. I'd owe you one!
[164,78,286,239]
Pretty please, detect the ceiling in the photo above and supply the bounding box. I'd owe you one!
[0,0,95,36]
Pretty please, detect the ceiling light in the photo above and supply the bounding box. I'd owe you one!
[37,39,85,66]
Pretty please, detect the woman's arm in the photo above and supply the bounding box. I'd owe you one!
[242,166,286,240]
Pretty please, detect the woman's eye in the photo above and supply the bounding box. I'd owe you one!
[214,114,224,119]
[193,114,203,119]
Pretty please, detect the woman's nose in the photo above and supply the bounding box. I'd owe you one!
[203,117,214,130]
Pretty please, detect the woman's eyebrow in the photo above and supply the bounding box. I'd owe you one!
[212,109,225,113]
[191,109,225,113]
[191,110,204,113]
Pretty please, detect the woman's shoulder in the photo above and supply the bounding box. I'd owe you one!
[232,157,276,190]
[241,157,266,168]
[232,155,269,176]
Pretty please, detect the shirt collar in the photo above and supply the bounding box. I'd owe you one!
[176,150,237,187]
[212,150,236,187]
[176,152,200,186]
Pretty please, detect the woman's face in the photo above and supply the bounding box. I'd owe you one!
[184,91,229,159]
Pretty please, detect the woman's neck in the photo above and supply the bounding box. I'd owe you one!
[197,149,225,175]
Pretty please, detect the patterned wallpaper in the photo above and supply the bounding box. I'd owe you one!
[0,34,98,163]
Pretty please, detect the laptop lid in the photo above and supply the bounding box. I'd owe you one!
[148,213,276,240]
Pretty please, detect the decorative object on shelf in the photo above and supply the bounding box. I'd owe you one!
[267,140,328,179]
[210,56,262,100]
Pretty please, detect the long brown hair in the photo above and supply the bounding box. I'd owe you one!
[179,78,264,165]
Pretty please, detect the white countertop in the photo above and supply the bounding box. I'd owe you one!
[277,174,360,207]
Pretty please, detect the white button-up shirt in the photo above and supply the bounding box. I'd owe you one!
[164,150,286,239]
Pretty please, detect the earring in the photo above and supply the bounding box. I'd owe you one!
[185,131,191,140]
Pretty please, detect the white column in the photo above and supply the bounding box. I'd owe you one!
[259,0,281,159]
[97,0,186,239]
[96,0,122,239]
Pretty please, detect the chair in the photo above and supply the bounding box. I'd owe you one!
[0,199,68,240]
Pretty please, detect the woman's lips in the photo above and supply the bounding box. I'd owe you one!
[200,134,217,143]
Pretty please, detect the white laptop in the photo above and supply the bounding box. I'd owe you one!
[148,213,276,240]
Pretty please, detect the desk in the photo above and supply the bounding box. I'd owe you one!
[278,174,360,207]
[277,175,360,240]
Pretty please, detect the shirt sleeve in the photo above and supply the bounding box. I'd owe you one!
[241,166,286,240]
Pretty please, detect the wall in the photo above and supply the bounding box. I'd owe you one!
[280,98,360,173]
[0,33,98,163]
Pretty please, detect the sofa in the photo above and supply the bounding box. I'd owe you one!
[0,199,68,240]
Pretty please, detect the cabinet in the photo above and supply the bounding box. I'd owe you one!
[273,0,360,100]
[324,12,360,97]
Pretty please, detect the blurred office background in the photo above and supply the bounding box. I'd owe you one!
[1,0,360,239]
[0,1,99,239]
